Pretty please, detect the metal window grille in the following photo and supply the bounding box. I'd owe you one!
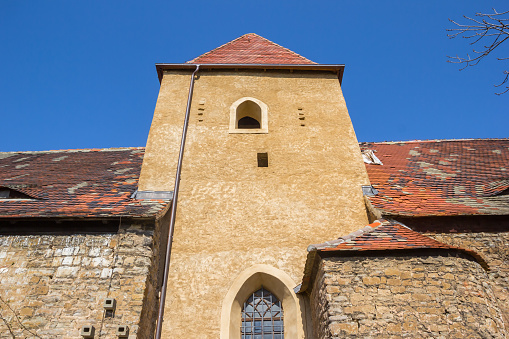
[241,287,284,339]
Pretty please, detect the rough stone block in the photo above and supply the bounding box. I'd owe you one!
[330,322,358,335]
[363,276,380,285]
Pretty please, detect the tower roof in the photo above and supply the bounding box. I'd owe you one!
[187,33,316,65]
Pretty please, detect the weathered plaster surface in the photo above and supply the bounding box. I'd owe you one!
[140,70,371,338]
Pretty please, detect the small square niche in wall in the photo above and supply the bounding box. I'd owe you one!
[257,153,268,167]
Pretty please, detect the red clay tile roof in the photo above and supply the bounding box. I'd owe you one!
[361,139,509,217]
[0,148,168,219]
[312,220,459,252]
[312,219,487,267]
[187,33,316,65]
[298,219,488,293]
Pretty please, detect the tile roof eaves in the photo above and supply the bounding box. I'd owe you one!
[376,208,509,217]
[308,219,490,271]
[0,210,163,219]
[315,246,488,269]
[0,147,145,156]
[308,224,378,251]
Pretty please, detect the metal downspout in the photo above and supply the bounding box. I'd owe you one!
[155,65,200,339]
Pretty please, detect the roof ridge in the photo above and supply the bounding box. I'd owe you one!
[308,220,382,251]
[0,147,145,155]
[186,34,252,64]
[187,33,316,64]
[243,33,316,65]
[359,138,509,145]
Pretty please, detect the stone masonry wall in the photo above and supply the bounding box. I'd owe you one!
[310,254,507,338]
[427,232,509,334]
[0,221,163,338]
[310,261,331,339]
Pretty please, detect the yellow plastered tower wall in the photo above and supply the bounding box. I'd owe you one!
[137,34,371,338]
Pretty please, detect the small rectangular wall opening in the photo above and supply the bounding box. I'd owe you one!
[257,153,268,167]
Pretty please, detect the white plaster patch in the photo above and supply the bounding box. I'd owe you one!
[7,174,29,180]
[68,182,88,194]
[52,155,69,162]
[423,167,456,179]
[0,268,8,274]
[15,164,29,169]
[12,157,30,162]
[0,153,16,160]
[417,162,456,179]
[114,168,133,175]
[454,186,466,195]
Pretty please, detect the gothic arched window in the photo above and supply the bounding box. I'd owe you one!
[241,287,284,338]
[229,97,268,134]
[236,100,262,129]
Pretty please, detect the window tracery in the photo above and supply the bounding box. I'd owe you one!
[241,287,284,339]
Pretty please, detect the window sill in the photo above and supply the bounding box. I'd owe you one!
[229,129,268,134]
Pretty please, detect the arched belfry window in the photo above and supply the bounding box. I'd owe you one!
[236,100,261,129]
[241,287,284,338]
[238,116,260,129]
[229,97,268,134]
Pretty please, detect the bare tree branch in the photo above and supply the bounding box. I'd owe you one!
[0,295,42,338]
[0,311,16,339]
[447,9,509,94]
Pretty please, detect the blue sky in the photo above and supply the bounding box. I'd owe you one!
[1,1,507,151]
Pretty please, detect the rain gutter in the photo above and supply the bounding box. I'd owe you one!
[155,65,200,339]
[155,63,345,85]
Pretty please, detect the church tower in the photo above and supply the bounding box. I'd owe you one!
[137,34,371,338]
